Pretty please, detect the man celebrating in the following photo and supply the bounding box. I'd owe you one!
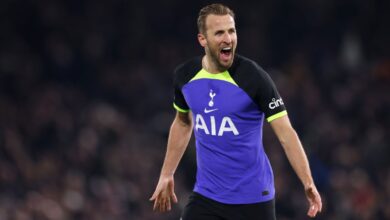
[150,3,322,219]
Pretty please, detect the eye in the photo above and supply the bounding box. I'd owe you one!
[228,28,236,34]
[215,30,224,36]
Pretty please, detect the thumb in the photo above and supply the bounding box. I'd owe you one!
[149,187,161,201]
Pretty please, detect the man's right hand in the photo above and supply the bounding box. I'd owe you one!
[149,175,178,212]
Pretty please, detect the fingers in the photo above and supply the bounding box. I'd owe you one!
[149,191,158,201]
[307,192,322,217]
[316,193,322,213]
[161,197,171,212]
[166,197,172,211]
[151,187,175,212]
[149,184,163,201]
[150,188,163,211]
[153,196,158,211]
[312,187,322,213]
[307,203,320,218]
[150,177,176,212]
[171,192,178,203]
[153,195,172,212]
[168,181,178,203]
[305,185,322,218]
[159,197,166,212]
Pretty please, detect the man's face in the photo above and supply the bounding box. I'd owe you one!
[199,14,237,71]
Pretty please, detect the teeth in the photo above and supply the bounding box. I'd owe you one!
[221,47,231,51]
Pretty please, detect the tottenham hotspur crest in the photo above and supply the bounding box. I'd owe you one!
[204,89,218,113]
[208,89,216,107]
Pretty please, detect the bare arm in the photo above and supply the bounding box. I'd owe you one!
[270,115,322,218]
[150,111,193,212]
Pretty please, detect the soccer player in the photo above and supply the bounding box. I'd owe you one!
[150,3,322,220]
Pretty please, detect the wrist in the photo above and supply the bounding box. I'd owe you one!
[303,180,315,190]
[160,172,174,177]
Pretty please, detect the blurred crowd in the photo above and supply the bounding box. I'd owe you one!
[0,0,389,219]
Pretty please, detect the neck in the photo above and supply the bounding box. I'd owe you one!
[202,55,224,74]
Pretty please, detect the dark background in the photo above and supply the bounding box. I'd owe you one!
[0,0,389,219]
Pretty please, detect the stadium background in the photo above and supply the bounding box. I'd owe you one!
[0,0,389,219]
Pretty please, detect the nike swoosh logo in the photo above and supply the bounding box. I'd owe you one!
[204,108,218,113]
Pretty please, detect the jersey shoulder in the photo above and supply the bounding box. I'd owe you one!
[230,54,268,81]
[174,56,202,87]
[230,54,286,119]
[229,54,270,97]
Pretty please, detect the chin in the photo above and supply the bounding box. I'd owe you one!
[219,60,234,69]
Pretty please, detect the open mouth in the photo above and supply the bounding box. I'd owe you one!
[220,47,232,61]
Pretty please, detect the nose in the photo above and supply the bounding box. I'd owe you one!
[222,32,232,44]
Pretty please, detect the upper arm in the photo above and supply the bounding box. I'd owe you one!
[174,111,192,128]
[269,115,297,146]
[270,115,292,133]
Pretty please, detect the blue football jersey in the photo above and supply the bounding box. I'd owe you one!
[173,54,287,204]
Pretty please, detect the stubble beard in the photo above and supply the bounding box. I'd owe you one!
[207,46,234,72]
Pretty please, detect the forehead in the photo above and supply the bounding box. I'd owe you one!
[205,14,235,31]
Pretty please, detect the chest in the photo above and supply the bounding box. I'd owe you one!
[182,79,259,117]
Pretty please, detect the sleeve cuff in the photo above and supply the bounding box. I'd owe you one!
[173,103,190,113]
[266,110,287,122]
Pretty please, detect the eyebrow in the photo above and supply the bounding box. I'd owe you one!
[214,27,236,34]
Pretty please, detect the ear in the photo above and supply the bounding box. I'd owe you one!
[198,33,207,48]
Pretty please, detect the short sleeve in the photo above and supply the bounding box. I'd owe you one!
[253,65,287,122]
[173,67,190,113]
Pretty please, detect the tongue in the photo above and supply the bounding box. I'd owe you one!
[220,51,231,61]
